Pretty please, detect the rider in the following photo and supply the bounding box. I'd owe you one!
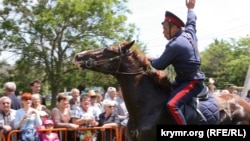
[147,0,205,125]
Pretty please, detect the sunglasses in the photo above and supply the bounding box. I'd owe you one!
[23,98,32,101]
[108,106,115,108]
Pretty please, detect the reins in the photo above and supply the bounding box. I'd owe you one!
[80,44,146,75]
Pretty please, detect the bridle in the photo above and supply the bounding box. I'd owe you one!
[80,44,145,75]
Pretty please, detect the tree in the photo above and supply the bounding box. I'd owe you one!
[201,37,250,89]
[0,0,136,107]
[201,39,233,88]
[226,36,250,86]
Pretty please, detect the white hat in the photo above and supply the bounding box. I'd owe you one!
[39,111,48,117]
[107,87,116,92]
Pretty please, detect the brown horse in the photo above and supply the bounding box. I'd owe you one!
[73,41,250,141]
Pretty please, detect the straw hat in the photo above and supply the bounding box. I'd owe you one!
[87,90,96,96]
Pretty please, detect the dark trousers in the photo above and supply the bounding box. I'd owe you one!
[167,79,204,125]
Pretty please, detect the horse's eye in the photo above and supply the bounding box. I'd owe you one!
[104,48,109,53]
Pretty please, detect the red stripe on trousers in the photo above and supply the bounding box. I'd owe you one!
[168,80,198,125]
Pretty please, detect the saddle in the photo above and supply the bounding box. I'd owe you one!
[181,86,219,125]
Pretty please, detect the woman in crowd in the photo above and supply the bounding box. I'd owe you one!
[13,92,42,129]
[96,92,104,111]
[71,95,99,141]
[97,100,119,141]
[13,92,42,141]
[32,93,51,117]
[51,93,78,140]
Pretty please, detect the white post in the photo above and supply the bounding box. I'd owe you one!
[242,65,250,98]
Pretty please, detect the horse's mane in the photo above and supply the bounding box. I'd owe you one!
[131,48,173,91]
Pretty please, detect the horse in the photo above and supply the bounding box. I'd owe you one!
[72,40,250,141]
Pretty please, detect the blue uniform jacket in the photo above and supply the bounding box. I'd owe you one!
[151,9,205,81]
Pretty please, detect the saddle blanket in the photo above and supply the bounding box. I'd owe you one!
[198,93,219,124]
[183,93,219,125]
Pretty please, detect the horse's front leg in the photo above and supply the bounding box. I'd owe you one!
[126,120,139,141]
[136,126,156,141]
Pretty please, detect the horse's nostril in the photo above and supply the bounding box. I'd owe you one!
[86,61,91,66]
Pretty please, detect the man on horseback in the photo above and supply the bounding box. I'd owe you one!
[147,0,205,125]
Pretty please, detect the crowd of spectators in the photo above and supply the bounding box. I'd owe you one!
[0,80,128,141]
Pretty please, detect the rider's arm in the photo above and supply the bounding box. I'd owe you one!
[185,9,197,35]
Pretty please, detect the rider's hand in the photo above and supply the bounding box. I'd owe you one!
[186,0,195,9]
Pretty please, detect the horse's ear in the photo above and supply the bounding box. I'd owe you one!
[122,40,135,52]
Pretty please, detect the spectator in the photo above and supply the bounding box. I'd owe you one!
[88,90,102,114]
[13,93,42,130]
[51,93,77,128]
[69,88,80,110]
[227,84,236,94]
[37,111,49,130]
[32,94,51,117]
[104,87,118,113]
[39,119,60,141]
[0,96,16,141]
[97,100,119,141]
[4,82,21,110]
[116,86,128,126]
[104,87,117,102]
[245,90,250,102]
[96,92,103,107]
[51,93,78,140]
[30,79,46,106]
[116,86,129,141]
[72,95,99,127]
[71,95,99,141]
[208,78,216,94]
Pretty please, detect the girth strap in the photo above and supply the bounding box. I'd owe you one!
[195,98,207,122]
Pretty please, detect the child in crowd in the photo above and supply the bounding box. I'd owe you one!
[40,119,60,141]
[38,111,50,129]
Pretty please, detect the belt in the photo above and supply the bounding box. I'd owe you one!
[176,71,198,78]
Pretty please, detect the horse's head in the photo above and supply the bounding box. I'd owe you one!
[73,40,150,75]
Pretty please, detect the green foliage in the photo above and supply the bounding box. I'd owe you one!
[201,37,250,89]
[0,0,137,107]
